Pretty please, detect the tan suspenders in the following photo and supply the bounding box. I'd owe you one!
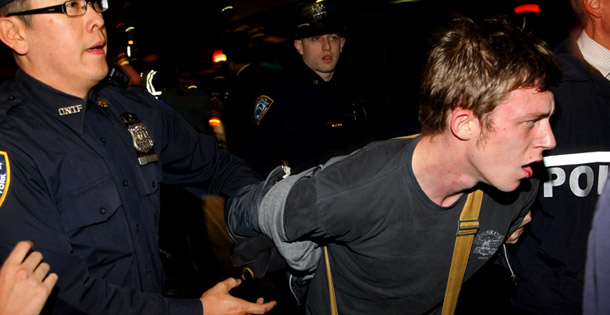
[324,190,483,315]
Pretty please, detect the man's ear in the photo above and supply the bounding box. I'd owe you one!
[293,39,304,55]
[340,37,346,53]
[449,108,479,141]
[0,17,28,55]
[584,0,602,18]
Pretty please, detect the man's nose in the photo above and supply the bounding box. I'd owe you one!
[539,120,556,150]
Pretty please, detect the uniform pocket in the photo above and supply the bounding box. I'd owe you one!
[58,175,121,234]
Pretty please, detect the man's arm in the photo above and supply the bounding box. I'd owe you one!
[0,241,58,315]
[200,278,275,315]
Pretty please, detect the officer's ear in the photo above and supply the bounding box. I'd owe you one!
[584,0,602,18]
[294,39,304,56]
[0,17,29,55]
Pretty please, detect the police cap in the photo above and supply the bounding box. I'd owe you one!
[295,0,345,39]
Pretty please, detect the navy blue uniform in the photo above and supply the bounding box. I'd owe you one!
[0,70,259,314]
[244,63,370,176]
[510,36,610,314]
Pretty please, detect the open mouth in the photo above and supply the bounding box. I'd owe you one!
[87,41,106,53]
[521,159,543,178]
[522,165,533,178]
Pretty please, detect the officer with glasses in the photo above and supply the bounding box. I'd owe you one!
[0,0,275,314]
[5,0,108,17]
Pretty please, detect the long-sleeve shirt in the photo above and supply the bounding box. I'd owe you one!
[0,70,259,314]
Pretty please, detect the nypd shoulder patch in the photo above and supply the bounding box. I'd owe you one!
[0,151,11,208]
[254,95,274,125]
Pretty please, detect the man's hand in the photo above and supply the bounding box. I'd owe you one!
[0,241,58,315]
[505,211,532,244]
[200,278,276,315]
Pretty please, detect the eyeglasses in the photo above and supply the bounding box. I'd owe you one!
[7,0,108,17]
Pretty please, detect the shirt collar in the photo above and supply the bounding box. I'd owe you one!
[301,63,338,86]
[577,30,610,80]
[15,69,92,132]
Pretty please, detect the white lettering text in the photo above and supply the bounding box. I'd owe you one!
[58,105,83,116]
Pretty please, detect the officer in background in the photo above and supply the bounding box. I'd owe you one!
[244,0,371,176]
[508,0,610,313]
[222,25,283,159]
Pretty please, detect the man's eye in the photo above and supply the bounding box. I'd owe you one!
[524,120,537,127]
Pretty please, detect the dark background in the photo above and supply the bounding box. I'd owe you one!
[0,0,579,138]
[112,0,579,137]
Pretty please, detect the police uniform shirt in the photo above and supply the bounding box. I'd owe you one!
[510,36,610,313]
[245,63,369,175]
[0,70,259,314]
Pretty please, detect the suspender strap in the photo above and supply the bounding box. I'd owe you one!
[324,189,483,315]
[442,189,484,315]
[324,246,339,315]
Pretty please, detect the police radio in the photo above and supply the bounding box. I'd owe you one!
[106,66,130,89]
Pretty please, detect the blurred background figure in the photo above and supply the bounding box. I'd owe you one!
[584,176,610,315]
[221,24,283,159]
[159,63,214,135]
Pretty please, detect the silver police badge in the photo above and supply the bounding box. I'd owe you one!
[121,112,159,165]
[128,123,154,153]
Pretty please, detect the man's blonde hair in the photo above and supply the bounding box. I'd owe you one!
[418,16,561,135]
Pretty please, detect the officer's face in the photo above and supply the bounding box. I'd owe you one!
[294,33,345,81]
[5,0,108,98]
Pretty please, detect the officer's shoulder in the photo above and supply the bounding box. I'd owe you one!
[0,79,24,121]
[100,79,160,107]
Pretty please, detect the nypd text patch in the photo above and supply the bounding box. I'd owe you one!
[254,95,274,125]
[0,151,10,207]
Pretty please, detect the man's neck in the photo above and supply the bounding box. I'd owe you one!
[585,23,610,51]
[411,134,477,206]
[18,62,95,99]
[311,68,334,82]
[579,28,610,78]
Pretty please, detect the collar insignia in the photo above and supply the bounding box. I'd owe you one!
[254,95,274,125]
[96,97,109,108]
[0,151,11,208]
[58,104,83,116]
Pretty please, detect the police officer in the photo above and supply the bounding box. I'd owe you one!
[0,0,275,313]
[244,0,370,176]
